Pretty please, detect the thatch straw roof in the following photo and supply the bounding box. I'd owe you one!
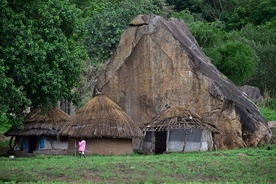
[142,106,219,133]
[4,108,70,136]
[59,94,143,139]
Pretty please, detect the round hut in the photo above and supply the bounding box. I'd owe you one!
[4,108,70,155]
[59,93,143,155]
[141,106,219,154]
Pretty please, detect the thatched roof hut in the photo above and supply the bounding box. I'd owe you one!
[4,108,70,154]
[5,107,70,136]
[142,106,218,133]
[141,106,219,154]
[59,93,143,155]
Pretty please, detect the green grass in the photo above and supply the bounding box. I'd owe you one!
[259,107,276,121]
[0,145,275,183]
[0,108,274,183]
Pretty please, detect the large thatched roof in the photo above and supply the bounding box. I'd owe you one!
[4,108,70,136]
[142,106,219,133]
[59,94,143,139]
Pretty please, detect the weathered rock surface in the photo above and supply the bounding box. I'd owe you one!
[268,121,276,144]
[95,15,271,149]
[239,85,264,104]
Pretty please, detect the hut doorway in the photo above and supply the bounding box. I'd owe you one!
[29,136,38,153]
[155,131,166,154]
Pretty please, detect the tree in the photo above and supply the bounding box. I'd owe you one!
[229,24,276,97]
[166,0,237,21]
[84,0,163,64]
[224,0,276,30]
[209,41,256,86]
[0,0,86,125]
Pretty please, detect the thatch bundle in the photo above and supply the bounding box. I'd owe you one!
[4,108,70,136]
[142,106,218,132]
[59,94,143,139]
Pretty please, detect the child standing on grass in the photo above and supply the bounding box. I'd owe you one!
[78,137,86,158]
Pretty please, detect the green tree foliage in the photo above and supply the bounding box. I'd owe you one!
[70,0,106,18]
[0,0,86,125]
[224,0,276,30]
[187,21,225,48]
[209,41,255,86]
[84,0,162,64]
[229,24,276,97]
[223,6,249,30]
[244,0,276,25]
[166,0,237,21]
[166,0,194,12]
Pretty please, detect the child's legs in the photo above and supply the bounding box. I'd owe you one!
[79,151,85,158]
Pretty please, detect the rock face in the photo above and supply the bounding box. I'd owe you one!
[268,121,276,144]
[95,15,271,149]
[239,85,264,104]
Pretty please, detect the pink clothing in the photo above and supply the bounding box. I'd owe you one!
[78,140,86,152]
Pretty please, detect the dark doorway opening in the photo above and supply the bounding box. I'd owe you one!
[155,131,166,154]
[29,136,38,153]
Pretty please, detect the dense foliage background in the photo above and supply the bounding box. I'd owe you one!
[0,0,87,125]
[0,0,275,127]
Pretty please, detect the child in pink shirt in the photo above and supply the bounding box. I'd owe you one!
[78,138,86,158]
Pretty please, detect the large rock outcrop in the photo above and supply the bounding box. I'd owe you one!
[95,15,271,149]
[239,85,264,105]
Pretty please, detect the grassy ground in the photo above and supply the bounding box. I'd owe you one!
[0,145,275,183]
[0,108,275,183]
[259,107,276,121]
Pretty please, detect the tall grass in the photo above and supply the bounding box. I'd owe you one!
[0,145,275,183]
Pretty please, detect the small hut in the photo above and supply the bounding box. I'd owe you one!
[4,108,69,155]
[140,106,219,154]
[58,93,143,155]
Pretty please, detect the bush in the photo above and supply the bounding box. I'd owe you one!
[210,41,256,86]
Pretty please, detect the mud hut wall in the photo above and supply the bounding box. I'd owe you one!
[133,138,143,151]
[67,138,77,155]
[33,136,68,150]
[51,139,68,150]
[90,138,133,155]
[200,129,213,151]
[37,136,51,150]
[142,131,154,153]
[184,128,203,152]
[68,137,133,155]
[167,129,185,152]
